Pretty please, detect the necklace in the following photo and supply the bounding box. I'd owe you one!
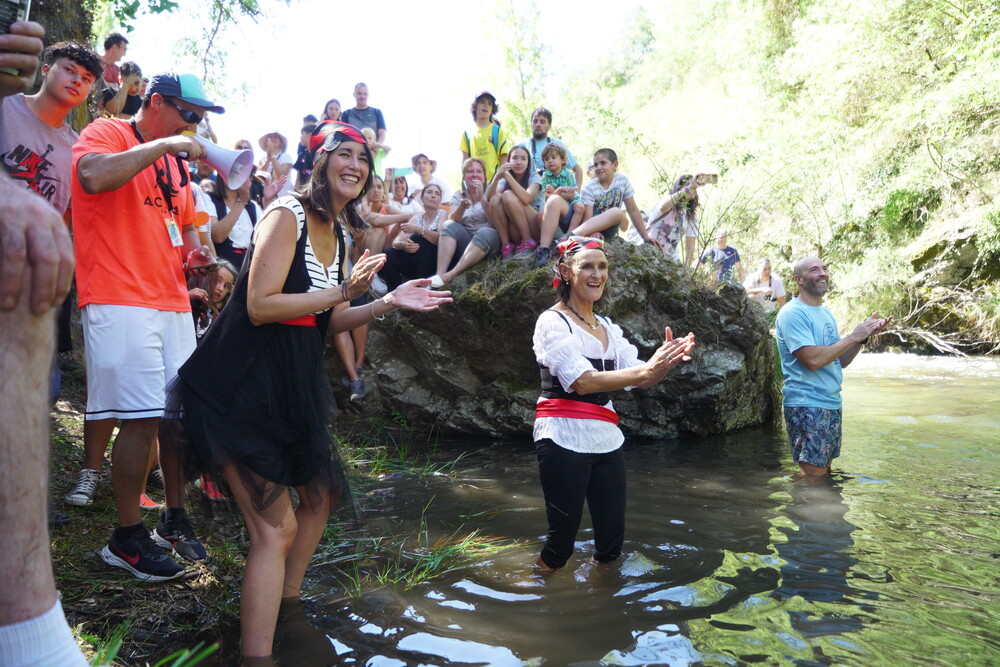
[565,302,599,330]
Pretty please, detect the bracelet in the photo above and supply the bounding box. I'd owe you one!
[860,337,870,346]
[370,297,386,321]
[341,282,349,303]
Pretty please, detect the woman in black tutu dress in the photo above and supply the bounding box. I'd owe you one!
[164,121,451,662]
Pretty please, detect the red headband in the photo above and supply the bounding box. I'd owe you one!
[309,120,368,158]
[552,236,606,287]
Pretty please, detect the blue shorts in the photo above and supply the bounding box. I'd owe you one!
[784,406,842,467]
[558,202,577,233]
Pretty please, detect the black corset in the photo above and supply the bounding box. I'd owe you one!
[538,355,616,406]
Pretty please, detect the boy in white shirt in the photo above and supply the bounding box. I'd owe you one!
[573,148,657,247]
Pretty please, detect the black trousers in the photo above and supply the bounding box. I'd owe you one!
[378,235,438,291]
[536,438,626,569]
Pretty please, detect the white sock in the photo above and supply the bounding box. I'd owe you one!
[0,600,87,666]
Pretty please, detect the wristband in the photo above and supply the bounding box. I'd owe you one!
[860,337,870,346]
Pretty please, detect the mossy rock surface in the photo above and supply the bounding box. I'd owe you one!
[330,242,778,438]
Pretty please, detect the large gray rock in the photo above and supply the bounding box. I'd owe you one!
[329,242,779,438]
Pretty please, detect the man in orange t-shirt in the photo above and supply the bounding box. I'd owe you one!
[71,71,222,582]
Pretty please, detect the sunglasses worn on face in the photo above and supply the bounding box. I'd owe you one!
[165,97,203,124]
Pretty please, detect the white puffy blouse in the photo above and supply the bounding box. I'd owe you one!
[531,308,643,453]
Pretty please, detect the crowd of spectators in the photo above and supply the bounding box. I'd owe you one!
[0,21,798,665]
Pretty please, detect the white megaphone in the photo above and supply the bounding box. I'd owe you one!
[181,134,254,190]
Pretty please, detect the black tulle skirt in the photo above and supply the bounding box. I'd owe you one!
[162,323,352,515]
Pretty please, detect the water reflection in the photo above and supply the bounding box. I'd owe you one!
[261,354,1000,666]
[772,476,867,643]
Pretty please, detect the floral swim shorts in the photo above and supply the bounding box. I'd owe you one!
[784,406,843,467]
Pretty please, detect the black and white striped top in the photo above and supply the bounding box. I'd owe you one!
[260,196,343,314]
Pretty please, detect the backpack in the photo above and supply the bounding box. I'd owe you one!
[464,124,501,156]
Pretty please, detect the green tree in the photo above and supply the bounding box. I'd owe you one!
[490,0,550,137]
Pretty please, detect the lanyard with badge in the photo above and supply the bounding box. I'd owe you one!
[129,120,190,247]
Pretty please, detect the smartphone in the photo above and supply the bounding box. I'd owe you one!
[0,0,31,77]
[461,180,469,197]
[1,0,30,33]
[697,173,719,186]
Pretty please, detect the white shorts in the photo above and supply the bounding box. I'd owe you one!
[82,304,195,420]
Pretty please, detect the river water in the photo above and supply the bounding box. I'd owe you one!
[294,354,1000,666]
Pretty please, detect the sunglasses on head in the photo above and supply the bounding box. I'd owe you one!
[566,235,604,248]
[164,97,203,125]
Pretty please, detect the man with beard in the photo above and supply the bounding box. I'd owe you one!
[521,107,582,187]
[775,256,892,476]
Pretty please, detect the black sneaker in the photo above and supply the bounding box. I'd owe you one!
[535,246,552,269]
[349,378,365,401]
[48,502,71,528]
[100,526,188,582]
[147,465,165,490]
[153,511,208,562]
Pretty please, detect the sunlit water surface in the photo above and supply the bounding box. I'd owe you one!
[293,354,1000,666]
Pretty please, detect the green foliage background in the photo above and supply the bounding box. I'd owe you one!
[549,0,998,351]
[32,0,1000,351]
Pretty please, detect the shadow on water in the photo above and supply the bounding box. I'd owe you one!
[269,354,999,666]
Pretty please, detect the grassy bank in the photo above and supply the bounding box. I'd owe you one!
[50,353,512,666]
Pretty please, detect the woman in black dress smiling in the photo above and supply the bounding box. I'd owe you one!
[165,121,451,662]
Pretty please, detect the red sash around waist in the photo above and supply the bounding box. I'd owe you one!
[280,315,316,326]
[535,398,619,425]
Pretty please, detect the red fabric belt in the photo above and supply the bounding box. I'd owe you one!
[280,315,316,326]
[536,398,619,425]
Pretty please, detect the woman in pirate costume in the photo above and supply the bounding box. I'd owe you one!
[163,121,450,662]
[531,236,696,571]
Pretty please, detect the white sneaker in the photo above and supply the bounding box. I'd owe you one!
[371,274,388,297]
[64,468,101,506]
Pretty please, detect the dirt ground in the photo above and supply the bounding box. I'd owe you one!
[50,353,247,665]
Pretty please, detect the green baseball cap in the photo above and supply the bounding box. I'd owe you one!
[146,72,224,113]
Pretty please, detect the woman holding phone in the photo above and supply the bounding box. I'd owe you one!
[162,121,450,662]
[649,173,714,265]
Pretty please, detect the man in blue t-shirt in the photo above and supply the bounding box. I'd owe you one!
[775,256,892,476]
[520,107,582,187]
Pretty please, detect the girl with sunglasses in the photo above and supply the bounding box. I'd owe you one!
[532,236,696,572]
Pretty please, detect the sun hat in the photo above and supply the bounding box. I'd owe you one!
[410,153,437,172]
[258,131,288,154]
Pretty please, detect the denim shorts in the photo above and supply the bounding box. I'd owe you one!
[784,406,843,467]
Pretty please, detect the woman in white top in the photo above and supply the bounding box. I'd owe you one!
[388,175,422,214]
[532,236,695,571]
[377,183,447,290]
[743,258,786,312]
[258,131,294,200]
[208,175,258,271]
